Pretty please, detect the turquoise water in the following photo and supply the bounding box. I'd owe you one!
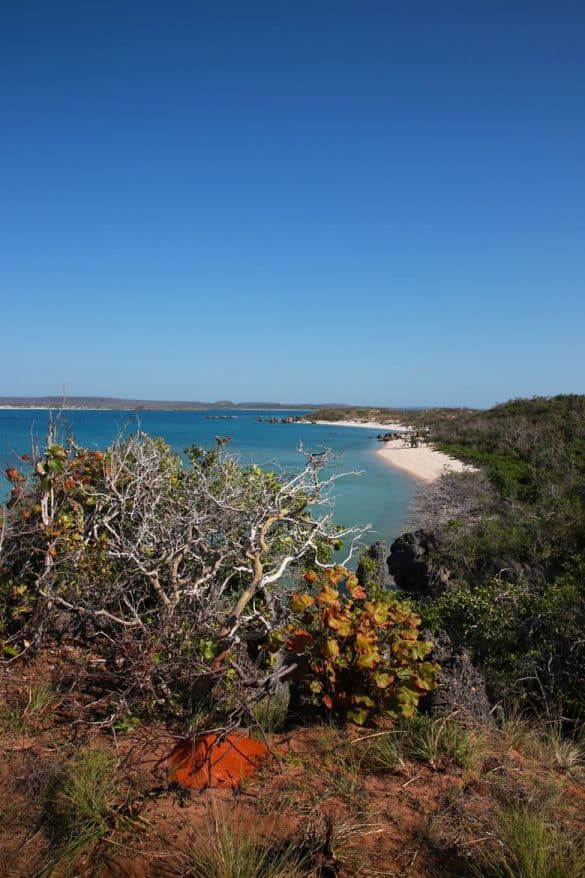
[0,409,416,548]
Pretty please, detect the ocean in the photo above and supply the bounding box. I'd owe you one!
[0,408,417,550]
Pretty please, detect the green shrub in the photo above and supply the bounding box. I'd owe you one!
[1,431,352,726]
[421,561,585,719]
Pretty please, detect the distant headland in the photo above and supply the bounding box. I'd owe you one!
[0,396,346,411]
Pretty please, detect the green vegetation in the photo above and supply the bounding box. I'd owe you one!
[470,803,585,878]
[1,395,584,876]
[176,819,311,878]
[0,682,59,735]
[251,694,289,734]
[0,428,355,728]
[362,714,474,772]
[38,750,120,877]
[401,395,585,720]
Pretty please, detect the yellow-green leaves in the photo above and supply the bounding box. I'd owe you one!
[290,592,314,613]
[281,566,440,726]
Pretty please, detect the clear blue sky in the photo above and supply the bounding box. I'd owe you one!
[1,2,584,407]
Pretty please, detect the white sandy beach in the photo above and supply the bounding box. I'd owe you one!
[310,419,473,483]
[376,440,475,483]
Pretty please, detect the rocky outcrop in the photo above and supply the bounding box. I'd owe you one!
[386,530,450,597]
[425,629,493,725]
[357,541,390,593]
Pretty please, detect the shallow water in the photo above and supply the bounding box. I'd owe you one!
[0,408,417,549]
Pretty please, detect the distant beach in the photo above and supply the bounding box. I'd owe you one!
[310,419,473,483]
[0,408,419,547]
[376,439,475,483]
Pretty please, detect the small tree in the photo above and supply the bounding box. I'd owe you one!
[1,427,365,726]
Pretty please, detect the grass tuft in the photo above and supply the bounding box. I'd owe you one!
[0,683,59,734]
[502,715,585,777]
[399,714,475,769]
[251,695,288,735]
[174,812,310,878]
[470,804,585,878]
[360,732,404,773]
[38,749,119,877]
[359,714,474,773]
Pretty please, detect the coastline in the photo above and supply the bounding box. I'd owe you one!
[376,440,475,483]
[308,419,473,483]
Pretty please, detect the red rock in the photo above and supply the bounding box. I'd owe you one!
[168,733,269,789]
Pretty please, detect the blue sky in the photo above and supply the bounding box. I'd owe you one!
[1,1,584,407]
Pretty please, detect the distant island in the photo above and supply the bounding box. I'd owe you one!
[0,396,350,411]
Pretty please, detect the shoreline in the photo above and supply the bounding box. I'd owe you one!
[376,440,475,483]
[308,419,473,483]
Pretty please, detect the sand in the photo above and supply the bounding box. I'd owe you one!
[376,439,475,483]
[308,419,473,483]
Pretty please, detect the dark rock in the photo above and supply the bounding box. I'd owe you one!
[387,530,450,596]
[424,629,493,725]
[285,656,322,727]
[357,541,390,593]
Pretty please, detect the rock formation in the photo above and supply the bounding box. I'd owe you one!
[424,629,493,725]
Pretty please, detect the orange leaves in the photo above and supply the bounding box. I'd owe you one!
[364,601,388,625]
[346,575,367,601]
[322,607,352,636]
[316,584,340,607]
[355,633,380,670]
[283,566,439,725]
[290,592,314,612]
[5,467,21,482]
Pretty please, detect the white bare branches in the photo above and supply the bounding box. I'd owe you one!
[0,432,369,723]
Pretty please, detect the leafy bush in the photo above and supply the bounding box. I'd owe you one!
[275,567,438,725]
[0,428,362,727]
[421,560,585,718]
